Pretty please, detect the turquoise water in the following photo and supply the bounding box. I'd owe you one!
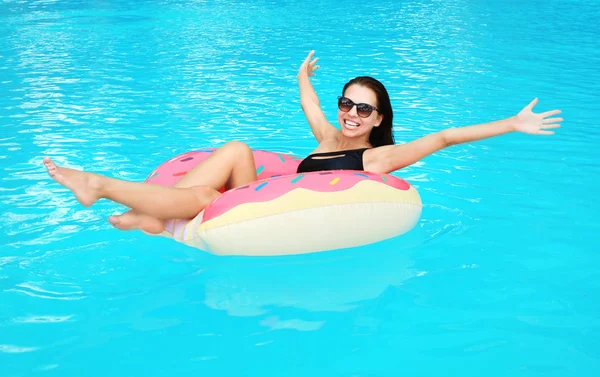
[1,0,599,375]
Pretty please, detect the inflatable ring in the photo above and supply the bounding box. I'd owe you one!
[144,149,422,256]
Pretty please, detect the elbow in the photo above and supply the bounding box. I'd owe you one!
[439,129,454,147]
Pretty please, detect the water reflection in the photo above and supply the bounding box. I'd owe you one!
[0,0,599,373]
[201,236,425,316]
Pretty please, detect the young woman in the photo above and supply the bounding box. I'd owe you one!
[43,50,562,234]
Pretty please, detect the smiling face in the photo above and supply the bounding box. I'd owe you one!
[337,84,383,142]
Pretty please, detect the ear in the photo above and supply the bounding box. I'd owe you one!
[374,114,383,127]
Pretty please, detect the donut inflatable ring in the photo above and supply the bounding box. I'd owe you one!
[144,149,422,256]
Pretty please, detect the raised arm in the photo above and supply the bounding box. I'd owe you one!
[297,50,339,143]
[366,98,563,173]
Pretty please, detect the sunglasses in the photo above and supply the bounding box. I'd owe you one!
[337,96,380,118]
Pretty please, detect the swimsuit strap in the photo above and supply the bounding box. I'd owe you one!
[307,148,369,157]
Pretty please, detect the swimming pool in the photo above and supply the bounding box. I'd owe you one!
[1,0,599,375]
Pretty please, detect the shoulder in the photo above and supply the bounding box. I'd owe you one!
[308,135,341,154]
[364,132,449,173]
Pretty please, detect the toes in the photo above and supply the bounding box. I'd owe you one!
[43,156,55,167]
[43,157,58,174]
[108,213,138,230]
[108,215,132,230]
[108,212,164,233]
[108,216,120,226]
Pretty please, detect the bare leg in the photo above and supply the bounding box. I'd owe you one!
[44,141,258,230]
[171,141,258,190]
[108,141,258,232]
[108,210,168,234]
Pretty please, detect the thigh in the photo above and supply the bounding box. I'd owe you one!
[174,141,257,190]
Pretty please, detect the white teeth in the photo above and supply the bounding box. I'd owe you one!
[345,120,359,127]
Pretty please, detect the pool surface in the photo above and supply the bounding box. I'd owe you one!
[1,0,599,376]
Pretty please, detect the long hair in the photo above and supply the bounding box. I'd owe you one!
[342,76,395,147]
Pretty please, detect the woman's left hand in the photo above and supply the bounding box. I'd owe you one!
[514,98,563,135]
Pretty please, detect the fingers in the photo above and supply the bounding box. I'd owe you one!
[300,50,314,68]
[543,117,563,124]
[305,50,316,64]
[537,122,561,135]
[528,99,562,119]
[309,58,319,73]
[541,109,562,118]
[525,97,539,111]
[301,50,320,75]
[537,130,555,135]
[299,50,318,77]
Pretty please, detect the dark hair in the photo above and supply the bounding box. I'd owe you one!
[342,76,395,147]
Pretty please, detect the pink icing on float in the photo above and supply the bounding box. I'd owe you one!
[146,149,300,188]
[204,170,410,222]
[144,149,422,256]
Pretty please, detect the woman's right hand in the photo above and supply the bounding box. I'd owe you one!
[298,50,320,78]
[296,50,336,143]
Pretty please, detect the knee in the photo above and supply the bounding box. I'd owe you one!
[223,141,252,158]
[188,185,220,208]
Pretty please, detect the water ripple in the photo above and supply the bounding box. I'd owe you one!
[0,0,598,375]
[12,315,74,324]
[0,344,40,354]
[6,281,86,301]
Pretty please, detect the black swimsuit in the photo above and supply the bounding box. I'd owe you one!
[296,148,369,174]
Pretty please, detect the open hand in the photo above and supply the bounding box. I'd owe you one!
[298,50,320,78]
[515,98,563,135]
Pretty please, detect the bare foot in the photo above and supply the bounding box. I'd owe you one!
[108,210,165,234]
[43,157,103,207]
